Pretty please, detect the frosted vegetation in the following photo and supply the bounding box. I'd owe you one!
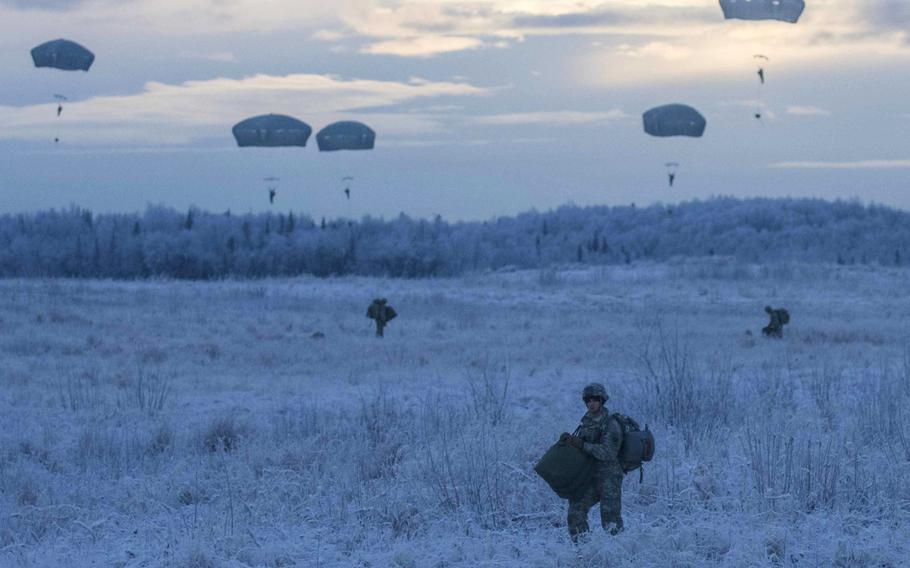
[2,197,909,279]
[1,261,908,566]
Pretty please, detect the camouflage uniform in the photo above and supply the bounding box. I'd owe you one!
[567,384,625,538]
[366,298,396,337]
[762,305,785,338]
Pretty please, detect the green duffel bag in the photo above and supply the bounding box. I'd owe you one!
[534,441,594,500]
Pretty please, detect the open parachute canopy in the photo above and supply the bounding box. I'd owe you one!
[316,121,375,152]
[719,0,804,23]
[643,104,706,137]
[232,114,312,147]
[31,39,95,71]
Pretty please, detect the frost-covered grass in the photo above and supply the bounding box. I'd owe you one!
[1,261,909,567]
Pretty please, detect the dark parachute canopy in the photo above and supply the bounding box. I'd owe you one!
[316,121,375,152]
[719,0,804,23]
[232,114,312,147]
[643,104,706,137]
[31,39,95,71]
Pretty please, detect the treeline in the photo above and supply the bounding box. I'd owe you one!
[1,197,908,279]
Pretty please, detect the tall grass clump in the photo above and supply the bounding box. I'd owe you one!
[464,356,511,426]
[636,323,736,449]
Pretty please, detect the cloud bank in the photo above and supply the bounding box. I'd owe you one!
[0,73,487,145]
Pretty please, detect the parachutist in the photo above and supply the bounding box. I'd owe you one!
[57,104,63,117]
[754,112,762,121]
[367,298,396,337]
[344,188,350,200]
[757,68,765,84]
[668,173,675,187]
[268,188,276,204]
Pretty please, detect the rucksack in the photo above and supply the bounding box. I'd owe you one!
[778,309,790,325]
[612,413,655,483]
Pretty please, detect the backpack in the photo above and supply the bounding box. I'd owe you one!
[778,309,790,325]
[612,413,655,483]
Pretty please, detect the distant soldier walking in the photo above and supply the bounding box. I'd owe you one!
[366,298,397,337]
[762,305,789,338]
[560,383,625,539]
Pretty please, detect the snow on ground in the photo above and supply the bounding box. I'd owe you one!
[1,260,909,567]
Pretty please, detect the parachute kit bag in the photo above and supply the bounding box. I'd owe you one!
[612,413,655,482]
[534,440,594,500]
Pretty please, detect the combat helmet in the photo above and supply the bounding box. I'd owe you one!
[581,383,608,402]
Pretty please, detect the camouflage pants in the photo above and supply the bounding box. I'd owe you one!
[567,473,623,538]
[762,325,782,338]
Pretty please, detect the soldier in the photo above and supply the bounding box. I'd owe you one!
[366,298,397,337]
[762,305,788,338]
[559,383,624,540]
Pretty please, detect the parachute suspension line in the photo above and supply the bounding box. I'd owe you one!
[341,176,354,221]
[752,55,767,123]
[264,177,279,205]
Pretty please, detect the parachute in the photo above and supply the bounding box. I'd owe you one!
[316,121,375,152]
[642,104,706,138]
[31,39,95,71]
[32,40,94,143]
[232,114,312,147]
[643,106,705,187]
[719,0,805,24]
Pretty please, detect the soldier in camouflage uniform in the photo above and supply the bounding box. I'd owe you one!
[762,305,786,338]
[559,383,625,539]
[366,298,396,337]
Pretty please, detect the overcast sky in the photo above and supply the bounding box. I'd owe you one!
[2,0,909,220]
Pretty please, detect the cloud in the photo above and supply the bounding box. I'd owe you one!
[0,73,487,145]
[0,0,86,10]
[177,51,237,63]
[852,0,910,32]
[311,29,346,41]
[769,160,910,169]
[786,106,830,116]
[337,1,732,60]
[1,0,338,35]
[510,10,630,29]
[361,35,484,57]
[471,109,627,125]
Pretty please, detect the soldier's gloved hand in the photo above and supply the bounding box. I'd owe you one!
[559,432,572,444]
[568,436,585,450]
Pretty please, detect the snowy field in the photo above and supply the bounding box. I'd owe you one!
[1,259,909,567]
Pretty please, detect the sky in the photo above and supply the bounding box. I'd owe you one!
[1,0,910,221]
